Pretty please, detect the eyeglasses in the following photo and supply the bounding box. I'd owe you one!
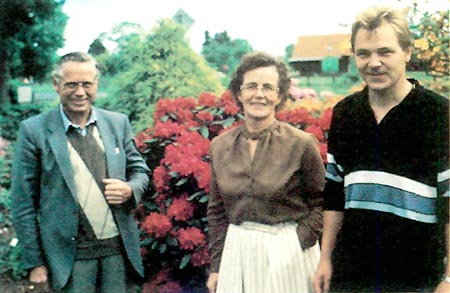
[61,80,96,90]
[240,83,279,94]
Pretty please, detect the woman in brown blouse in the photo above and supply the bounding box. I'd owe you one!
[206,52,326,293]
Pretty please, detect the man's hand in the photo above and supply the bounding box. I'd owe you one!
[207,272,219,293]
[103,178,132,205]
[29,265,48,283]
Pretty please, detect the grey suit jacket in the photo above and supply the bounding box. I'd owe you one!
[11,106,150,290]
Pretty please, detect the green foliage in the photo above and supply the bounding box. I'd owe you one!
[284,44,294,65]
[411,9,450,77]
[0,0,67,104]
[201,30,253,83]
[0,102,52,141]
[0,142,12,190]
[97,19,224,132]
[408,4,449,78]
[0,143,27,281]
[88,38,108,56]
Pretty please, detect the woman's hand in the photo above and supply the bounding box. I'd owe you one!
[313,258,332,293]
[207,273,219,293]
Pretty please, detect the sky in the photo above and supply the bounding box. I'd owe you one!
[59,0,449,57]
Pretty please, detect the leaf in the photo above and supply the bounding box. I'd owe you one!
[200,126,209,138]
[160,115,169,122]
[212,117,234,125]
[188,126,200,132]
[145,138,159,144]
[199,195,209,203]
[140,237,153,246]
[159,243,167,253]
[176,177,188,186]
[164,197,173,206]
[188,191,204,201]
[179,254,191,269]
[167,236,178,246]
[215,108,224,115]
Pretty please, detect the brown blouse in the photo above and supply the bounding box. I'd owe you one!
[207,120,326,272]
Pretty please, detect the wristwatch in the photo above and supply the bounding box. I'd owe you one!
[443,275,450,283]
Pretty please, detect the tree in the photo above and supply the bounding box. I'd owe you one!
[201,30,253,76]
[0,0,67,106]
[410,10,448,78]
[405,1,449,78]
[284,44,294,63]
[97,19,224,131]
[88,38,107,56]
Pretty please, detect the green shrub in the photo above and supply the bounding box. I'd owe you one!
[0,143,27,281]
[0,102,52,142]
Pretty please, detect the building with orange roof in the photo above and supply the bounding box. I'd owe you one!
[289,34,352,76]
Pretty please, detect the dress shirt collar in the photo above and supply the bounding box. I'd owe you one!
[60,105,98,135]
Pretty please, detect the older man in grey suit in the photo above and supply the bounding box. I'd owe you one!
[11,52,150,292]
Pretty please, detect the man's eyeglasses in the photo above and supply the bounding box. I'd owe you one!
[61,80,96,90]
[240,83,279,94]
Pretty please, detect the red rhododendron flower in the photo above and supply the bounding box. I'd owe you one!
[196,110,214,122]
[198,92,218,107]
[154,99,178,121]
[142,269,183,293]
[152,121,184,138]
[219,90,234,104]
[153,166,169,192]
[141,247,148,257]
[177,131,210,156]
[163,145,202,176]
[190,245,210,267]
[223,103,240,115]
[176,109,194,122]
[161,132,211,178]
[158,281,184,293]
[275,110,289,122]
[155,193,168,210]
[167,194,194,221]
[195,162,211,193]
[318,108,333,132]
[177,227,206,250]
[175,97,197,110]
[219,91,240,115]
[134,130,153,152]
[142,212,173,238]
[305,124,325,141]
[278,107,317,126]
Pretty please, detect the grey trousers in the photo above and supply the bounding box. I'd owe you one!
[63,254,127,293]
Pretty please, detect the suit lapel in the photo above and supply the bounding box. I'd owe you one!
[46,108,78,200]
[96,111,122,180]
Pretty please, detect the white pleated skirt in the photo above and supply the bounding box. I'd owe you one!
[216,222,320,293]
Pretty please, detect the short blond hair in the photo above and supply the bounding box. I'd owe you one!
[351,5,412,52]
